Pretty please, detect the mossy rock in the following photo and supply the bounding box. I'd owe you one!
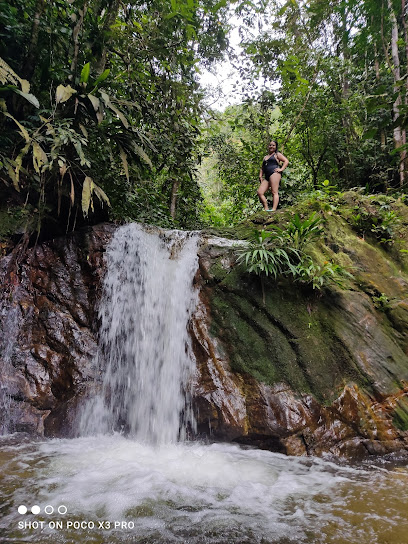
[393,396,408,431]
[204,193,408,403]
[208,274,379,403]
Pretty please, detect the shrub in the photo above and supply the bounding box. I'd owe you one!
[236,213,353,293]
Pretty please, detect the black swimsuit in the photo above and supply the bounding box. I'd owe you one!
[262,154,281,179]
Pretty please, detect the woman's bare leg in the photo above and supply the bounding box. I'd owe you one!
[269,173,281,211]
[257,179,270,210]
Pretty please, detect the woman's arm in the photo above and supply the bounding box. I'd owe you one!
[276,152,289,173]
[259,156,267,180]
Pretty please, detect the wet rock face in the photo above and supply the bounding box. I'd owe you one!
[0,224,115,436]
[191,289,408,458]
[1,224,408,459]
[192,239,408,458]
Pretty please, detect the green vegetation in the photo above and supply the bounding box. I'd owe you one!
[372,293,391,311]
[236,213,353,292]
[0,0,229,246]
[236,229,299,279]
[392,397,408,432]
[1,0,408,253]
[198,0,408,226]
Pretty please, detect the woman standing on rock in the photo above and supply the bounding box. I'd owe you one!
[258,140,289,212]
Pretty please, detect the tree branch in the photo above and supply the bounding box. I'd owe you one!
[21,0,46,81]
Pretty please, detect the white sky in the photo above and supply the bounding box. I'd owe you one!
[197,23,242,110]
[197,13,270,111]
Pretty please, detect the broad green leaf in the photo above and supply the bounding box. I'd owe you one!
[32,142,47,173]
[108,102,129,128]
[93,69,110,87]
[80,62,90,84]
[88,94,100,112]
[20,79,30,93]
[14,141,31,189]
[100,91,129,128]
[3,112,30,142]
[56,84,77,104]
[0,56,21,86]
[99,90,111,105]
[79,123,88,138]
[93,183,111,207]
[14,89,40,108]
[8,164,19,191]
[74,141,87,166]
[131,143,152,168]
[81,176,94,217]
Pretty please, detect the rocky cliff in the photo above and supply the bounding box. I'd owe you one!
[1,194,408,458]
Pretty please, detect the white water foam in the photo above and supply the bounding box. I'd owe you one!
[0,295,23,434]
[79,224,199,443]
[0,436,368,544]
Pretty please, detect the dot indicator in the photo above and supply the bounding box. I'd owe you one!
[44,505,54,515]
[58,505,67,515]
[31,505,41,515]
[18,505,27,515]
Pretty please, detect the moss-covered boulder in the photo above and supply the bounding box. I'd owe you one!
[192,193,408,457]
[1,191,407,459]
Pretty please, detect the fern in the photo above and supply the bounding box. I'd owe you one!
[236,229,299,279]
[0,57,21,87]
[236,219,353,293]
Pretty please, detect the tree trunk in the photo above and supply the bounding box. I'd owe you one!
[340,4,350,97]
[70,2,88,81]
[94,0,122,76]
[21,0,46,81]
[388,0,405,187]
[374,50,387,152]
[170,179,180,219]
[401,0,408,184]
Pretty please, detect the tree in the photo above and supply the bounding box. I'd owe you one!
[0,0,230,243]
[233,0,408,192]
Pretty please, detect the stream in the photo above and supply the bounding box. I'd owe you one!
[1,224,407,543]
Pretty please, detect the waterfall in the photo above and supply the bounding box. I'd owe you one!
[0,256,23,435]
[79,224,199,443]
[0,305,18,434]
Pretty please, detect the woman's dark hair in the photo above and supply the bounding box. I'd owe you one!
[269,140,278,152]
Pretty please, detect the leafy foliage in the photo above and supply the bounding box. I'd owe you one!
[272,212,322,252]
[346,194,401,245]
[0,0,229,242]
[292,258,353,291]
[199,0,408,221]
[236,229,299,278]
[236,213,352,291]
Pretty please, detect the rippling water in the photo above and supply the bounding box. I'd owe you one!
[2,226,408,542]
[1,435,407,544]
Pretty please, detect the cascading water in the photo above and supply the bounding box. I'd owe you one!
[79,223,199,443]
[1,225,408,544]
[0,305,18,434]
[0,256,24,435]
